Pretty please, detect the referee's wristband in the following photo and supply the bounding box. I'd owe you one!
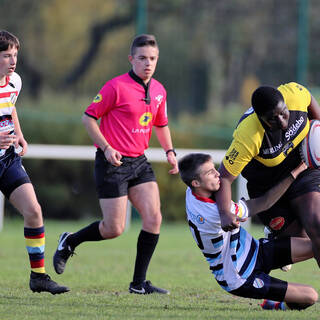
[165,149,176,157]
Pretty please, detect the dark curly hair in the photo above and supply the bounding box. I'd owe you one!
[251,86,284,116]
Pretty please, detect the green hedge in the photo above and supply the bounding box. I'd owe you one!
[4,93,242,221]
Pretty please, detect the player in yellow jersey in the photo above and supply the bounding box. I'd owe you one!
[215,83,320,267]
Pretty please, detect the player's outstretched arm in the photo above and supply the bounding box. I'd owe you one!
[245,162,307,216]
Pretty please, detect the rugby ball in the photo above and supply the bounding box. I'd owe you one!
[300,119,320,168]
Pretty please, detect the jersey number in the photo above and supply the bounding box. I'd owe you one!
[188,220,204,250]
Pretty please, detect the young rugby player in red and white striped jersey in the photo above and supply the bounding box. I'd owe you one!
[0,30,68,294]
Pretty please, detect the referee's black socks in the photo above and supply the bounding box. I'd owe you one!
[67,221,103,249]
[132,230,159,285]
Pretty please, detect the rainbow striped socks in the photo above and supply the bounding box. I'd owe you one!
[260,299,286,310]
[24,226,45,274]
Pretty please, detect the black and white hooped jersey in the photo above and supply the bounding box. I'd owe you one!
[185,187,258,292]
[0,72,21,158]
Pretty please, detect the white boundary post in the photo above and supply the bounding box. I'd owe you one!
[237,174,249,201]
[125,201,132,231]
[236,174,251,229]
[0,146,246,230]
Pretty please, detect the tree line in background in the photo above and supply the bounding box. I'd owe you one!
[2,0,320,114]
[2,0,320,220]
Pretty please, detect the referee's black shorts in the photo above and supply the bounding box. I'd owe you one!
[94,149,156,199]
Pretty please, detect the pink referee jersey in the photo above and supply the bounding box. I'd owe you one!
[85,71,168,157]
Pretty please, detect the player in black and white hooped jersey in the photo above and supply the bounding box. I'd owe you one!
[179,153,317,311]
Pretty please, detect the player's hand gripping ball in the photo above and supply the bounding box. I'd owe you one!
[300,119,320,169]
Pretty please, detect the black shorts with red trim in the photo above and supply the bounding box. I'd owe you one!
[94,148,156,199]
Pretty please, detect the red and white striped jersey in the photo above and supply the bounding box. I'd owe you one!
[0,72,21,157]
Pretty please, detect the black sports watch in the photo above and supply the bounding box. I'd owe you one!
[165,149,177,157]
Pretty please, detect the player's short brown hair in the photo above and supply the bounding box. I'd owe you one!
[130,34,158,56]
[0,30,20,52]
[179,153,212,188]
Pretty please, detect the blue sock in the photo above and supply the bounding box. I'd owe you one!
[260,299,286,310]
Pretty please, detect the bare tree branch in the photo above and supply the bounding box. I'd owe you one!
[63,14,134,86]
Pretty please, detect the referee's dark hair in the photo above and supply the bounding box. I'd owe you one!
[130,34,158,56]
[179,153,212,189]
[251,86,284,116]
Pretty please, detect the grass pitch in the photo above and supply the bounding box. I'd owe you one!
[0,218,320,320]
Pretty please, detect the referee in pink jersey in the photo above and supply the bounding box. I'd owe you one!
[54,34,178,294]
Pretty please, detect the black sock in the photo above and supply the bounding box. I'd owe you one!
[286,302,312,310]
[30,271,46,278]
[132,230,159,285]
[67,221,103,250]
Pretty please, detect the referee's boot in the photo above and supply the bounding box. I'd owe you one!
[53,232,75,274]
[129,280,170,295]
[30,271,70,294]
